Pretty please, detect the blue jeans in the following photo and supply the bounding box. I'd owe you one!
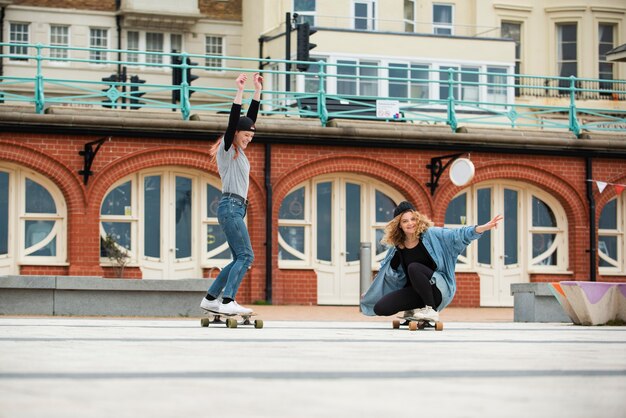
[208,196,254,300]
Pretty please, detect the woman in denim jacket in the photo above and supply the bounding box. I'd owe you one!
[360,201,502,320]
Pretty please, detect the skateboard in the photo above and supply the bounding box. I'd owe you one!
[200,311,263,329]
[392,316,444,331]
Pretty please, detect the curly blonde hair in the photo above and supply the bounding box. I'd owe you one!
[381,210,434,247]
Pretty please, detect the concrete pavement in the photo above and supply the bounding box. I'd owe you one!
[0,308,625,418]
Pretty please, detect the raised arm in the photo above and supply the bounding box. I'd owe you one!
[246,73,263,122]
[224,74,247,151]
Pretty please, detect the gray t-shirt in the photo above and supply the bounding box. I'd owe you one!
[217,140,250,198]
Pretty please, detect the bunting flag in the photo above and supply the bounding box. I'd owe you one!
[588,179,626,194]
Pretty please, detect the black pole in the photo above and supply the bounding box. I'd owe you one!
[258,36,264,70]
[586,157,597,282]
[285,13,291,93]
[0,6,5,78]
[264,143,273,303]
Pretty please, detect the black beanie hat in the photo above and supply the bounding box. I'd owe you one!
[393,201,416,218]
[237,116,256,132]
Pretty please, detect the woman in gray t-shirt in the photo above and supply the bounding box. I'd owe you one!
[200,73,263,316]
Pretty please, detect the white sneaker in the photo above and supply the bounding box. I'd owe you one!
[219,300,253,316]
[413,306,439,321]
[402,310,416,319]
[200,297,221,313]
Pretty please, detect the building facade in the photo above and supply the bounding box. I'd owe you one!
[1,0,625,308]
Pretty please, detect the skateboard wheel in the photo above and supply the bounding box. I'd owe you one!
[254,319,264,329]
[435,321,444,331]
[392,320,401,329]
[408,321,418,331]
[200,318,210,327]
[226,318,238,328]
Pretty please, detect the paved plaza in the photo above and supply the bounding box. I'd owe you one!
[0,308,625,418]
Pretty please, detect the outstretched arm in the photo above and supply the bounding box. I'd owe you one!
[475,214,503,234]
[224,74,247,151]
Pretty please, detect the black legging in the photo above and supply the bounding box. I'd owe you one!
[373,263,442,316]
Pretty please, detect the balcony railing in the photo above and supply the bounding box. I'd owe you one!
[0,42,625,136]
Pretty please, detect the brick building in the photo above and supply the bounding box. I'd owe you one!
[1,0,625,309]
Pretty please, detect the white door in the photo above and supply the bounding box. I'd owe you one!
[477,185,524,307]
[316,179,363,305]
[140,172,199,279]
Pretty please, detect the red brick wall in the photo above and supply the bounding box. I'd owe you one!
[1,131,624,307]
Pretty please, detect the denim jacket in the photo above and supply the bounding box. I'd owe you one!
[360,225,483,315]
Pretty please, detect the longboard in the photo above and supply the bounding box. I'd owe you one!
[392,316,443,331]
[200,310,263,329]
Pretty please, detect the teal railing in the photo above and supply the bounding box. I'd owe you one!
[1,42,625,136]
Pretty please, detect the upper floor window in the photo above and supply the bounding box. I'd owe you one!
[146,32,164,64]
[389,63,430,100]
[125,31,183,66]
[354,0,376,31]
[9,22,29,61]
[90,28,108,62]
[404,0,416,32]
[50,25,69,61]
[557,23,577,87]
[205,36,224,69]
[294,0,316,26]
[433,4,453,35]
[599,195,625,274]
[598,23,615,94]
[501,21,521,96]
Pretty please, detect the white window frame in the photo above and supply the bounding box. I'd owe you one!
[0,164,68,266]
[599,195,625,275]
[89,27,109,62]
[205,35,224,69]
[49,24,69,62]
[433,3,454,35]
[404,0,416,32]
[9,22,30,61]
[353,0,377,31]
[293,0,316,26]
[124,30,183,68]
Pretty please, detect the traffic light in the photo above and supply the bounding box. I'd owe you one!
[185,57,199,98]
[129,75,146,109]
[101,73,118,108]
[172,56,198,103]
[296,22,317,71]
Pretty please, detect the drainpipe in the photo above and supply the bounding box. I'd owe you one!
[0,6,5,79]
[586,157,597,282]
[264,143,273,303]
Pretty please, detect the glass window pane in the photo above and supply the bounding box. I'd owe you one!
[337,60,357,95]
[0,172,8,255]
[316,182,332,262]
[445,193,467,225]
[207,184,221,218]
[598,235,617,266]
[207,223,227,253]
[461,67,479,102]
[532,233,556,262]
[375,228,387,255]
[410,64,429,99]
[101,222,131,256]
[433,5,452,24]
[294,0,316,12]
[375,190,395,223]
[504,189,518,265]
[280,187,305,220]
[599,199,617,230]
[532,196,556,227]
[175,177,192,259]
[359,61,378,96]
[25,220,55,256]
[345,183,361,262]
[477,188,491,264]
[101,181,131,216]
[389,63,408,98]
[279,226,305,260]
[25,179,56,214]
[144,176,161,258]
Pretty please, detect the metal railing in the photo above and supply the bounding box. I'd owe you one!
[1,42,625,136]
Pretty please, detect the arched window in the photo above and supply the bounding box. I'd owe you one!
[599,196,625,274]
[0,165,67,274]
[99,168,228,278]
